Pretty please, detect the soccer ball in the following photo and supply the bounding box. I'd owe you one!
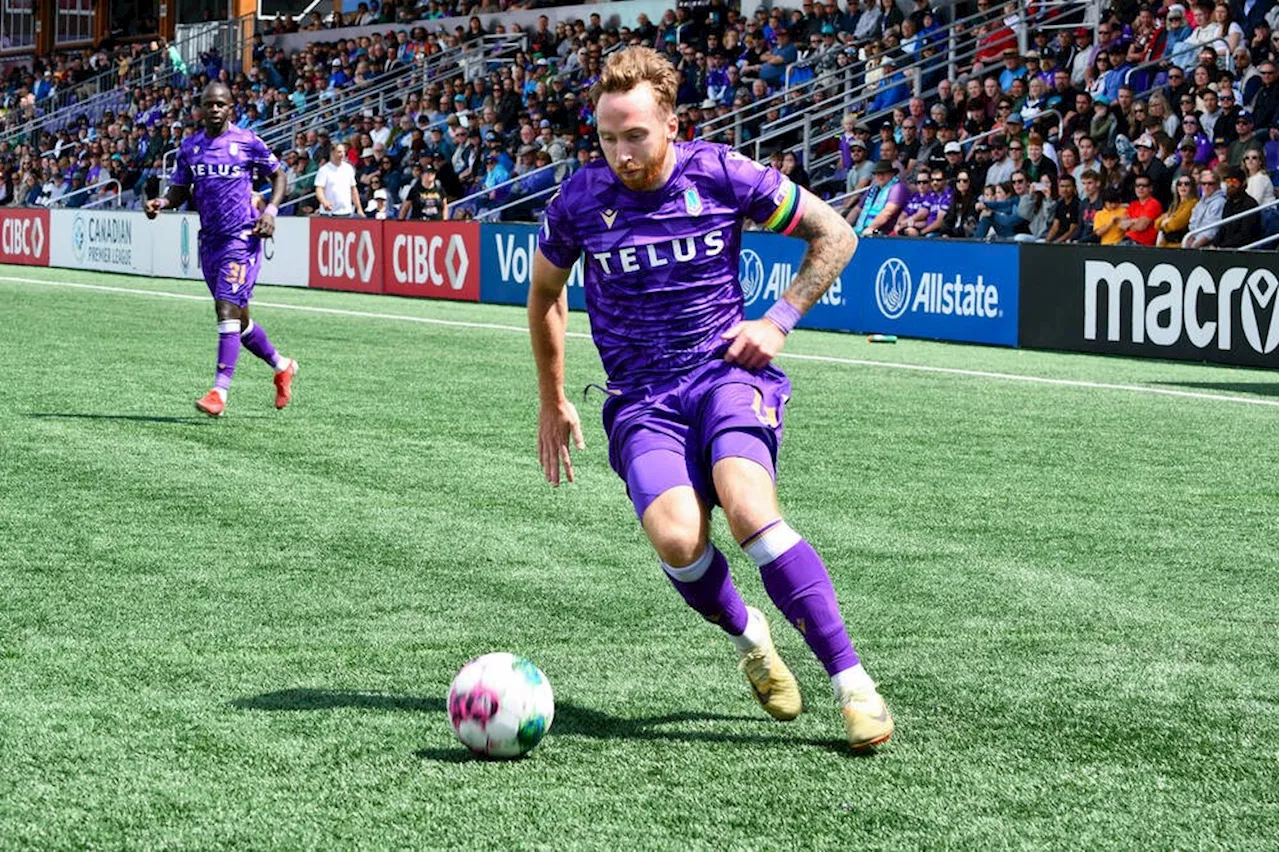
[447,653,555,758]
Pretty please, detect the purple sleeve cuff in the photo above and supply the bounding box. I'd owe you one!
[763,299,802,335]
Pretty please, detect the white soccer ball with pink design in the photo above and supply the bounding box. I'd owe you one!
[447,653,555,758]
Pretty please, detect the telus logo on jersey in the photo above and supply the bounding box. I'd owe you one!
[873,257,1001,320]
[1084,259,1278,354]
[590,229,729,274]
[190,163,247,178]
[739,248,845,307]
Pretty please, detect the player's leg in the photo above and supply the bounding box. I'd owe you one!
[713,450,894,751]
[196,297,243,417]
[239,308,298,410]
[693,367,892,750]
[629,460,799,722]
[232,240,298,409]
[609,396,796,720]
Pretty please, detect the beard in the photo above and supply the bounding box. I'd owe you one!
[614,151,667,191]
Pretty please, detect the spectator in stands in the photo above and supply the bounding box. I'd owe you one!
[1092,187,1129,244]
[1217,164,1264,245]
[1228,110,1264,164]
[1242,148,1276,205]
[1046,174,1082,242]
[1119,173,1163,245]
[399,164,447,220]
[1184,169,1227,246]
[1156,174,1200,245]
[315,142,359,216]
[1125,135,1173,206]
[850,159,907,234]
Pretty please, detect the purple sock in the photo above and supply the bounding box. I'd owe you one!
[240,321,281,368]
[662,546,749,636]
[214,323,241,391]
[747,525,859,676]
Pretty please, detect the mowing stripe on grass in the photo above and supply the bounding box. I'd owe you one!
[4,274,1275,409]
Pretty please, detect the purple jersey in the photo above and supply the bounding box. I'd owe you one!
[170,125,279,240]
[538,140,803,388]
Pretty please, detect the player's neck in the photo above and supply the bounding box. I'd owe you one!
[204,123,231,139]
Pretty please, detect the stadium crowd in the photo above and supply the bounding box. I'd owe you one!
[0,0,1273,247]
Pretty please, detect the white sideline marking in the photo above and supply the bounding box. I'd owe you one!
[3,274,1276,408]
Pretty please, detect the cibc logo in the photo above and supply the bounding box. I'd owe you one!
[318,227,376,283]
[1084,260,1278,354]
[1,214,44,259]
[391,232,469,289]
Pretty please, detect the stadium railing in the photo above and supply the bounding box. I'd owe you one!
[3,14,254,148]
[734,0,1088,192]
[255,33,525,156]
[1122,36,1230,96]
[450,157,569,221]
[56,177,123,209]
[1181,198,1280,247]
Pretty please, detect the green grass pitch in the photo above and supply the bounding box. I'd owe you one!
[0,265,1275,849]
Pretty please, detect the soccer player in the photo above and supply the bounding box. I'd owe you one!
[144,81,297,418]
[528,48,894,752]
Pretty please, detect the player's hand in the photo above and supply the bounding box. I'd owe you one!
[144,198,165,219]
[253,212,275,238]
[537,398,585,487]
[722,318,787,371]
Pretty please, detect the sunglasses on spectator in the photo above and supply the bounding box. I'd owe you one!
[1135,181,1151,188]
[1177,180,1193,185]
[956,176,970,182]
[1012,177,1027,184]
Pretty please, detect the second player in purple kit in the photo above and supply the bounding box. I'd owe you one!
[529,47,895,752]
[145,81,297,418]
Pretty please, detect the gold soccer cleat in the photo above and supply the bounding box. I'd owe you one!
[737,607,803,721]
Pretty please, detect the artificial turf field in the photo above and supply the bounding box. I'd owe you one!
[0,264,1276,849]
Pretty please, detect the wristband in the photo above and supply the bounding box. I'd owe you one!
[763,299,802,335]
[264,203,278,218]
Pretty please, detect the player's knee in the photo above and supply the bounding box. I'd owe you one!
[642,489,707,567]
[713,455,780,542]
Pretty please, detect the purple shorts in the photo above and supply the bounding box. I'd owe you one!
[200,235,262,307]
[603,359,792,519]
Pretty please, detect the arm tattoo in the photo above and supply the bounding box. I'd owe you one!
[781,192,858,313]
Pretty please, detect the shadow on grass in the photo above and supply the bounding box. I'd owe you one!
[27,412,211,425]
[230,688,852,754]
[1153,381,1278,397]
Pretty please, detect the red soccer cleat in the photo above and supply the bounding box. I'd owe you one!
[195,389,226,418]
[274,359,298,410]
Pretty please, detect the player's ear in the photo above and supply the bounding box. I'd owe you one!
[665,109,678,141]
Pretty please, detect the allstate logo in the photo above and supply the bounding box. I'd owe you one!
[71,215,86,262]
[179,218,191,273]
[875,257,912,319]
[739,248,765,306]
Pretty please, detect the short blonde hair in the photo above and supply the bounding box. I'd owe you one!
[589,46,678,113]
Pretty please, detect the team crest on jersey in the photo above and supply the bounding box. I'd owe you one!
[193,146,201,154]
[229,142,239,156]
[684,188,702,216]
[601,209,618,228]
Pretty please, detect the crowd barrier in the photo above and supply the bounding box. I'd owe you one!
[0,208,1272,369]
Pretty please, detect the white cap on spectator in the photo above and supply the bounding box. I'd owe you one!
[944,141,962,154]
[700,98,717,110]
[331,58,341,66]
[373,188,388,200]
